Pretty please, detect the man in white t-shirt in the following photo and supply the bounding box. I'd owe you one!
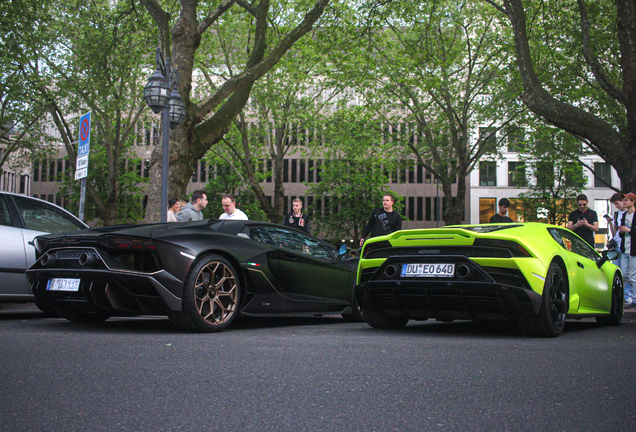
[618,193,636,308]
[219,195,248,220]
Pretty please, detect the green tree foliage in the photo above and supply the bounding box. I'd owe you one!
[2,0,155,225]
[306,108,401,242]
[333,0,522,225]
[202,150,268,221]
[0,0,64,169]
[486,0,636,192]
[139,0,332,222]
[514,127,587,225]
[210,25,343,223]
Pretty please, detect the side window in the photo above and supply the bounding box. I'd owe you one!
[255,226,333,260]
[13,196,85,233]
[249,227,275,245]
[0,195,14,227]
[549,228,599,262]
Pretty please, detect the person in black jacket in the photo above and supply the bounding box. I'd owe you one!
[283,199,311,233]
[360,194,402,246]
[489,198,513,223]
[567,193,599,247]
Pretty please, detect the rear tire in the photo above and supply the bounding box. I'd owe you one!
[519,263,568,337]
[596,272,623,326]
[169,254,240,333]
[363,306,409,329]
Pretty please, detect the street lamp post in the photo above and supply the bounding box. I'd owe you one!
[143,48,186,222]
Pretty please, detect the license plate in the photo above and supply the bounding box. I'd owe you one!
[47,278,81,292]
[401,263,455,278]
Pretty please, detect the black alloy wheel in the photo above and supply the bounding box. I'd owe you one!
[519,262,568,337]
[170,254,240,333]
[596,272,623,326]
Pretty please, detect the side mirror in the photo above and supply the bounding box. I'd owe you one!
[597,249,619,269]
[333,244,348,264]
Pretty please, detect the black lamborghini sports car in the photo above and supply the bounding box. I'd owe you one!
[26,220,359,332]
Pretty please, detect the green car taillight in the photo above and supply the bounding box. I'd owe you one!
[363,240,392,258]
[473,238,532,257]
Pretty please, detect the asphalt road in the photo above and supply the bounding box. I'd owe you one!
[1,304,635,432]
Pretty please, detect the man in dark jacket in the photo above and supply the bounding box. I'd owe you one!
[567,193,599,247]
[489,198,513,223]
[360,194,402,246]
[283,199,311,233]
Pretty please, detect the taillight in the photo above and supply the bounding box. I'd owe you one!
[100,236,156,250]
[362,240,392,258]
[473,238,532,257]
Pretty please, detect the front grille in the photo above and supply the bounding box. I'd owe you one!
[364,246,512,260]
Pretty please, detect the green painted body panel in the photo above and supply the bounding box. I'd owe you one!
[357,222,621,317]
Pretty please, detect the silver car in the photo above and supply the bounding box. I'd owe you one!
[0,192,88,312]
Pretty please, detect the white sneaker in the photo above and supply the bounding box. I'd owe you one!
[625,298,633,306]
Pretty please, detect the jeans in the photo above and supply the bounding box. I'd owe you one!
[618,253,636,303]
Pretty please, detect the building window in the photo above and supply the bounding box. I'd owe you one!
[408,197,415,221]
[291,159,297,183]
[479,127,497,154]
[508,161,527,187]
[479,198,496,224]
[199,161,207,183]
[479,161,497,186]
[536,162,554,188]
[565,162,583,188]
[507,128,526,153]
[594,162,612,188]
[283,159,289,183]
[417,197,423,221]
[307,160,314,183]
[299,159,306,182]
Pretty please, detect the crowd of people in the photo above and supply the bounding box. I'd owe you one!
[165,189,636,309]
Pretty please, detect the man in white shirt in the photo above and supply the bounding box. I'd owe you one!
[219,195,248,220]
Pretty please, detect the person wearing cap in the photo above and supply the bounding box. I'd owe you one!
[618,192,636,308]
[567,193,599,247]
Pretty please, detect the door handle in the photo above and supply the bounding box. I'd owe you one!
[577,262,584,269]
[283,254,298,261]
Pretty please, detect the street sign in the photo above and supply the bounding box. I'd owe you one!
[75,112,91,180]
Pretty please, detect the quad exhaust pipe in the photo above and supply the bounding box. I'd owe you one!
[40,253,56,267]
[79,252,97,268]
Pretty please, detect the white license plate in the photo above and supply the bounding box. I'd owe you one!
[47,278,81,292]
[401,263,455,278]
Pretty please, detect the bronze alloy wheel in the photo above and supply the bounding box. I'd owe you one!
[194,260,238,326]
[170,254,241,332]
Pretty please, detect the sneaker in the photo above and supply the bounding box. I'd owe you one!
[625,303,636,310]
[625,298,633,306]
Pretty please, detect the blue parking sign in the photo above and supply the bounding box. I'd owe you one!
[78,112,91,157]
